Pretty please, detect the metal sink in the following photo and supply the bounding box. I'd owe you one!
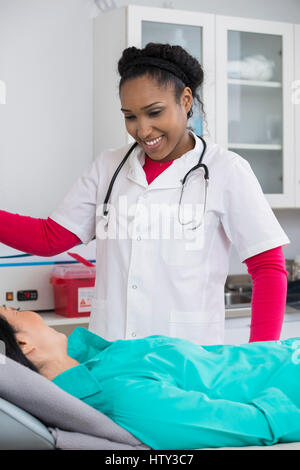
[224,291,252,308]
[225,274,252,308]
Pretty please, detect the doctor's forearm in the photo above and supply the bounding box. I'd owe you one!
[245,247,288,342]
[0,210,80,256]
[249,271,287,342]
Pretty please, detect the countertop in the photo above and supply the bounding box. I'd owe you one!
[39,305,300,327]
[225,304,300,319]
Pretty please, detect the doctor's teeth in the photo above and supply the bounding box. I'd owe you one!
[145,136,162,146]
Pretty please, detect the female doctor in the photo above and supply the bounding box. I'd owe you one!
[0,43,290,346]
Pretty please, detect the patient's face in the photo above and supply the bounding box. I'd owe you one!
[0,306,67,360]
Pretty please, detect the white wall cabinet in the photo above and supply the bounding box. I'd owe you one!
[94,5,299,208]
[216,15,295,208]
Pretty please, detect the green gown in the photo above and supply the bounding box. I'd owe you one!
[52,327,300,449]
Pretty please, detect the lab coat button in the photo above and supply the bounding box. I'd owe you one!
[132,284,137,289]
[137,236,141,241]
[131,332,136,337]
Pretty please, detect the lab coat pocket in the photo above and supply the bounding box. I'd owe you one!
[89,297,107,335]
[169,310,214,345]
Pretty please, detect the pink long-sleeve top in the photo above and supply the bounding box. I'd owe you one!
[0,154,288,342]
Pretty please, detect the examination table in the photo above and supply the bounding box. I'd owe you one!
[0,353,300,450]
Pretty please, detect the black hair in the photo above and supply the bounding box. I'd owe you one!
[0,314,39,373]
[118,42,207,127]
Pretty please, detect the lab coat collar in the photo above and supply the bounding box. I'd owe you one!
[126,131,204,190]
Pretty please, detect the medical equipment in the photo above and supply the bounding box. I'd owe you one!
[0,398,55,450]
[49,252,95,318]
[50,264,96,318]
[102,135,209,231]
[0,243,96,312]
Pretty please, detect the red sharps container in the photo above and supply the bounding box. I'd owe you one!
[50,253,96,318]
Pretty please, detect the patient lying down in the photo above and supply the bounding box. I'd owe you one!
[0,306,300,450]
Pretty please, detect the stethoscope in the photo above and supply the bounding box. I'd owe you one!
[102,135,209,231]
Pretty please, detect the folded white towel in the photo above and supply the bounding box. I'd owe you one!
[228,54,275,81]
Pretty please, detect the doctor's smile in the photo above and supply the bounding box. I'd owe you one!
[142,135,164,151]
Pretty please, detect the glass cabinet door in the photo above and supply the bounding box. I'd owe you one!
[142,21,203,135]
[142,21,203,136]
[227,30,283,194]
[216,16,294,207]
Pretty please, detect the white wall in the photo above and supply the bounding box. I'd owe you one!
[0,0,299,273]
[0,0,93,217]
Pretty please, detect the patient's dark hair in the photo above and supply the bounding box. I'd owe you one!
[0,314,39,372]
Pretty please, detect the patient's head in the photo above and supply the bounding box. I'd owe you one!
[0,312,38,372]
[0,306,68,377]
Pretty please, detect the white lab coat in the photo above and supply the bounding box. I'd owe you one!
[50,132,290,345]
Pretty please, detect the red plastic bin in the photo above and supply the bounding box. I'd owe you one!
[50,263,96,318]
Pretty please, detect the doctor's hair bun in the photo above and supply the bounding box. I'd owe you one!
[118,43,205,120]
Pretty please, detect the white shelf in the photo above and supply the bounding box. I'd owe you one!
[228,78,282,88]
[39,311,90,326]
[228,143,282,150]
